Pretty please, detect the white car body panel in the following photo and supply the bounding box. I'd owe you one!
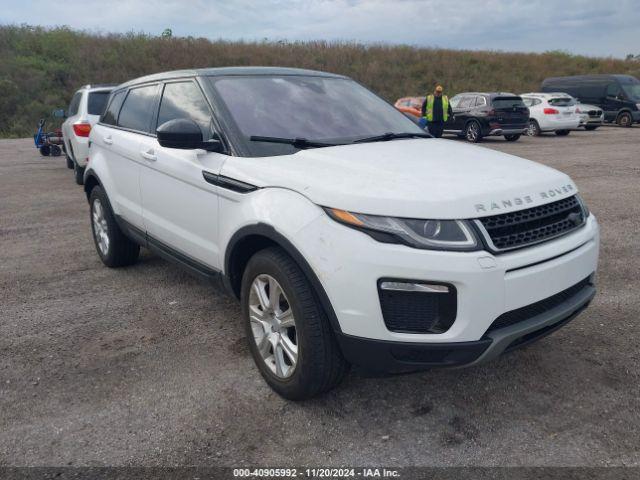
[138,135,226,268]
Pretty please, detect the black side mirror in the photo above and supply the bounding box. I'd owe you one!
[157,118,203,149]
[157,118,225,153]
[52,109,66,118]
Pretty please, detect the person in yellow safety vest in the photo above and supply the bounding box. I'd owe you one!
[420,85,453,138]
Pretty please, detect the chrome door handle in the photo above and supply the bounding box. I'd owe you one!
[140,149,157,161]
[103,136,113,145]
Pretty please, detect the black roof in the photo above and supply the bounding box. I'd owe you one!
[117,66,347,89]
[455,92,519,98]
[543,74,639,83]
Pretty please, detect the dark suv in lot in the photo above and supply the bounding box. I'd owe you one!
[541,74,640,127]
[444,92,529,142]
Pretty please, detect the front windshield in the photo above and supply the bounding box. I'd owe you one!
[622,83,640,101]
[209,75,424,155]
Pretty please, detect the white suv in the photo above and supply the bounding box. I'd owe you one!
[85,68,599,400]
[61,84,115,184]
[521,92,581,137]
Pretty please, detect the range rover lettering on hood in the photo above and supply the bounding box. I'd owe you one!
[474,184,575,213]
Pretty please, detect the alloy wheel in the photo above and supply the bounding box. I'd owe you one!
[526,120,538,136]
[618,113,631,127]
[248,274,298,379]
[466,122,479,142]
[92,198,110,256]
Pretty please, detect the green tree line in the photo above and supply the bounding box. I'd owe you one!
[1,24,639,138]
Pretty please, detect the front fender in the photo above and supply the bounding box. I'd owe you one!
[219,187,344,332]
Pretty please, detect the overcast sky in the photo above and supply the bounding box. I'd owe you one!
[1,0,638,58]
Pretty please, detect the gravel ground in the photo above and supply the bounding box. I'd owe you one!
[1,127,639,467]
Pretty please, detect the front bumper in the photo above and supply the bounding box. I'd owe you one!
[337,276,595,372]
[579,114,604,127]
[297,213,599,366]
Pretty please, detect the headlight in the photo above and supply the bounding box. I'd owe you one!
[576,194,590,218]
[325,208,480,251]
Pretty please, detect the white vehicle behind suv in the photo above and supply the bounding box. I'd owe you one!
[85,68,599,400]
[521,92,581,137]
[61,84,115,184]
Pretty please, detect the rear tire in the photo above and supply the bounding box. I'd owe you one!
[555,130,570,136]
[616,112,632,127]
[241,247,349,400]
[464,121,482,143]
[526,119,540,137]
[504,134,520,142]
[584,125,599,131]
[39,145,50,156]
[74,161,85,185]
[89,186,140,268]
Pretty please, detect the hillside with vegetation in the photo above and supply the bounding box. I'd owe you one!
[1,25,639,138]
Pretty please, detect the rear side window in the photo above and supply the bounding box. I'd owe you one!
[492,97,526,108]
[156,81,213,136]
[474,96,486,107]
[118,85,158,133]
[101,90,126,126]
[87,91,111,115]
[68,92,82,116]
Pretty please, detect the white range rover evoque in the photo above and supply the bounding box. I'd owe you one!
[85,67,599,400]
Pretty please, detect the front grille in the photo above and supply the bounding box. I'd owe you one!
[378,283,457,334]
[486,276,591,333]
[477,195,585,252]
[588,110,602,117]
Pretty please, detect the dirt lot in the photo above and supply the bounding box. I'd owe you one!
[1,127,639,467]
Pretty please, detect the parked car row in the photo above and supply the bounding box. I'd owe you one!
[395,74,639,142]
[51,67,601,400]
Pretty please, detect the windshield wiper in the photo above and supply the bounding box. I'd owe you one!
[250,135,343,149]
[352,131,432,144]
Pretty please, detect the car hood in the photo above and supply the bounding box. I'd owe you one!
[220,139,577,219]
[577,103,601,111]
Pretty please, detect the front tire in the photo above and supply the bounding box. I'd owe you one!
[241,247,348,400]
[464,121,482,143]
[504,134,520,141]
[616,112,633,127]
[89,186,140,268]
[555,130,570,136]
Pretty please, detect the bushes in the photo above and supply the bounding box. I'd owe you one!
[1,24,639,138]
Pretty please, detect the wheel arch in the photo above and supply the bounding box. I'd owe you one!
[616,109,634,121]
[224,223,343,334]
[83,168,102,202]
